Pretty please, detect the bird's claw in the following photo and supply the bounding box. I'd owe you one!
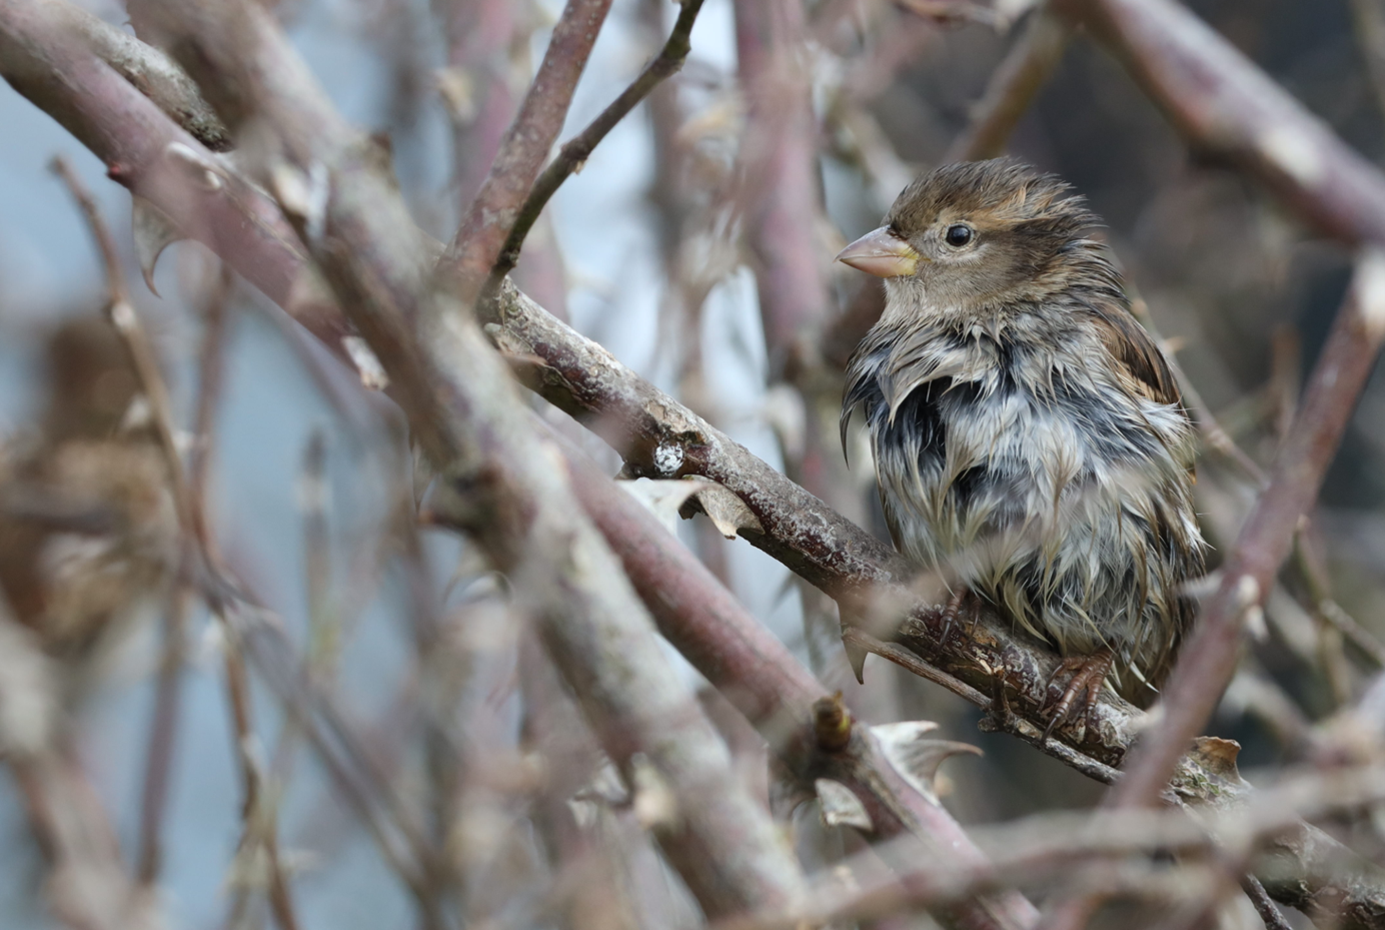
[939,587,972,643]
[1041,647,1114,743]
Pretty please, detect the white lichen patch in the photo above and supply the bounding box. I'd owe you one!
[653,441,684,477]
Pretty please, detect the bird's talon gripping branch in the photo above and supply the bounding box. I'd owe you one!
[939,587,972,643]
[1042,647,1114,743]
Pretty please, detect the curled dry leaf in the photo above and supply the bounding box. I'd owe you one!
[692,482,764,540]
[617,477,763,539]
[617,478,707,536]
[815,778,873,832]
[1189,736,1244,781]
[872,721,983,803]
[1172,736,1252,808]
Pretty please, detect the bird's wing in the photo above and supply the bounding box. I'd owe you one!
[1084,296,1180,407]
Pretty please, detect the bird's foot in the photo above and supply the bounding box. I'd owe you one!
[1041,647,1114,743]
[939,587,972,642]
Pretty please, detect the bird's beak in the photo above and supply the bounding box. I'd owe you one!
[835,227,923,278]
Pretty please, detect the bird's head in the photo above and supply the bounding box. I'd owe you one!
[837,159,1104,318]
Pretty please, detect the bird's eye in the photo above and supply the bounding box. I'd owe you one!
[944,224,974,248]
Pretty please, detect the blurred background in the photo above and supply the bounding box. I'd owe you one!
[0,0,1383,926]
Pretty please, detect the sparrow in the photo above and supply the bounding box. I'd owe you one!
[837,159,1206,732]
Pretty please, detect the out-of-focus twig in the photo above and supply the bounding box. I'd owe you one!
[487,0,706,293]
[48,153,195,896]
[894,0,1005,28]
[188,268,233,554]
[943,8,1068,163]
[0,1,352,355]
[1350,0,1385,125]
[735,0,833,382]
[1052,0,1385,246]
[216,603,303,930]
[722,754,1385,930]
[1294,533,1385,668]
[48,153,300,923]
[48,155,191,531]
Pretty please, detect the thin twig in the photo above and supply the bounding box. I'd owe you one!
[1128,296,1267,485]
[49,153,196,894]
[943,8,1068,163]
[135,581,192,887]
[216,606,303,930]
[1240,875,1294,930]
[189,268,234,555]
[487,0,707,293]
[205,576,435,909]
[1294,533,1385,668]
[440,0,615,304]
[48,155,193,532]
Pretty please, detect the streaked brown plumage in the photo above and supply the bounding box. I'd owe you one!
[838,159,1206,726]
[0,317,176,671]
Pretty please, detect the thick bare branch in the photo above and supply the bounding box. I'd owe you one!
[734,0,833,381]
[1051,0,1385,246]
[0,0,349,352]
[546,426,1039,930]
[48,0,230,150]
[126,0,807,917]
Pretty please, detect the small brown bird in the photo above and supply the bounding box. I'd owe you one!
[0,317,177,670]
[838,159,1206,731]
